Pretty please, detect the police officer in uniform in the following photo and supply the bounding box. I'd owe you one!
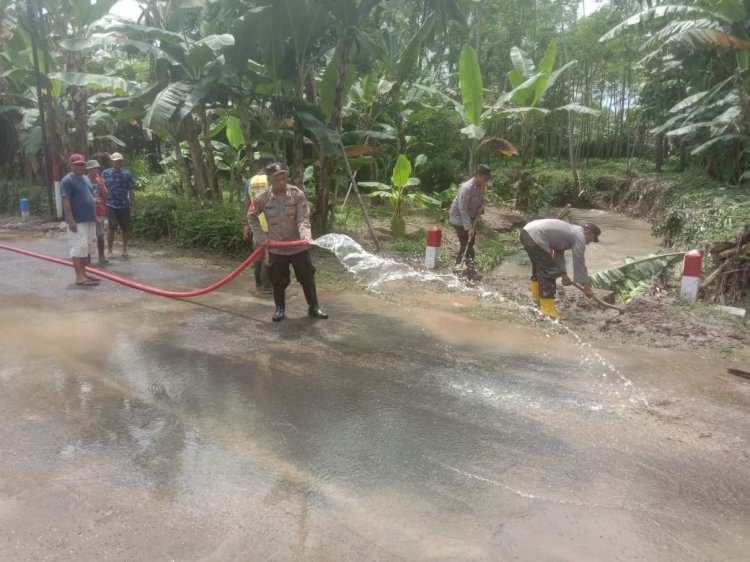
[520,218,600,320]
[248,162,328,322]
[449,164,490,270]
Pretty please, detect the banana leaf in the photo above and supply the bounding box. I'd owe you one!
[590,252,685,294]
[459,44,483,127]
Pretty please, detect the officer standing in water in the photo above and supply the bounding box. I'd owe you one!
[248,163,328,322]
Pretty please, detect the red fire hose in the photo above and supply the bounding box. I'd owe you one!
[0,240,309,298]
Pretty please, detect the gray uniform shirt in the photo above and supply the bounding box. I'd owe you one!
[523,219,590,284]
[248,185,311,256]
[449,179,484,230]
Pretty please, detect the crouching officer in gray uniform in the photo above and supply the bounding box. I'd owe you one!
[449,165,490,269]
[248,162,328,322]
[520,218,600,320]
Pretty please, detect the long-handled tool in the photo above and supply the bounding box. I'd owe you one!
[572,282,626,315]
[453,229,479,281]
[453,235,473,273]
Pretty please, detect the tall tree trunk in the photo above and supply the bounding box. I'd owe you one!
[199,104,221,199]
[71,86,88,153]
[170,127,190,196]
[312,36,351,233]
[617,69,628,158]
[312,160,332,234]
[653,74,664,172]
[474,3,481,55]
[184,116,208,198]
[568,110,580,192]
[292,118,304,189]
[291,67,316,189]
[561,39,580,187]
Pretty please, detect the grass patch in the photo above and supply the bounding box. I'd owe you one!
[333,201,392,231]
[392,228,429,253]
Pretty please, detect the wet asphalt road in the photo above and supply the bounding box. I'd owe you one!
[1,235,749,561]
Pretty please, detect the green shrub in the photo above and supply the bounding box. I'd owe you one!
[131,196,179,240]
[0,179,51,216]
[172,200,251,254]
[139,167,183,195]
[131,195,252,254]
[652,173,750,249]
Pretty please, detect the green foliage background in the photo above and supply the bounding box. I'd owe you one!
[0,179,51,216]
[652,174,750,251]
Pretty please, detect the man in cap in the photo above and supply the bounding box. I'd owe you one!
[520,218,601,320]
[102,152,136,258]
[61,154,99,286]
[248,162,328,322]
[86,159,109,264]
[449,165,491,275]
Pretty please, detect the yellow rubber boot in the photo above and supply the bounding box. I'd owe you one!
[539,297,567,320]
[530,280,540,306]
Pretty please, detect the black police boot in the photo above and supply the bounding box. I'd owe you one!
[302,282,328,319]
[272,286,285,322]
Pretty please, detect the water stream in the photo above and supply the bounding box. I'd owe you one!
[315,206,670,404]
[313,233,468,293]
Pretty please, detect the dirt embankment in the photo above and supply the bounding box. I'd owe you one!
[592,174,675,222]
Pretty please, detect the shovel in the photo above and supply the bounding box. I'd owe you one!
[453,231,475,274]
[572,282,626,315]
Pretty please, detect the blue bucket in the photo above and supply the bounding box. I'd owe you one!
[20,197,30,221]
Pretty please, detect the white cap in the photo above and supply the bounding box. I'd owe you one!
[111,152,124,161]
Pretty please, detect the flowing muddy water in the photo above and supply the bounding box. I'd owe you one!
[0,219,749,561]
[314,231,642,405]
[496,208,666,277]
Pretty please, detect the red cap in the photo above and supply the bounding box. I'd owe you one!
[68,153,86,165]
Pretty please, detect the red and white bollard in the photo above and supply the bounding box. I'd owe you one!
[424,226,441,269]
[680,249,702,303]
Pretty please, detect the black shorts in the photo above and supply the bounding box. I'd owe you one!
[106,207,130,232]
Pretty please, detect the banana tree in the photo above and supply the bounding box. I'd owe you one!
[231,0,347,227]
[601,3,750,182]
[489,43,599,207]
[420,44,519,175]
[210,113,249,200]
[343,14,440,192]
[359,153,439,237]
[493,43,598,169]
[62,21,236,198]
[41,0,120,153]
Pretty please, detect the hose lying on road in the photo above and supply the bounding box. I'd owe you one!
[0,240,309,298]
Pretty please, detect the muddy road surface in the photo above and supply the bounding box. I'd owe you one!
[1,235,749,561]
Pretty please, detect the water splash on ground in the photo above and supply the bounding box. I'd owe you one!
[314,233,468,293]
[314,233,648,406]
